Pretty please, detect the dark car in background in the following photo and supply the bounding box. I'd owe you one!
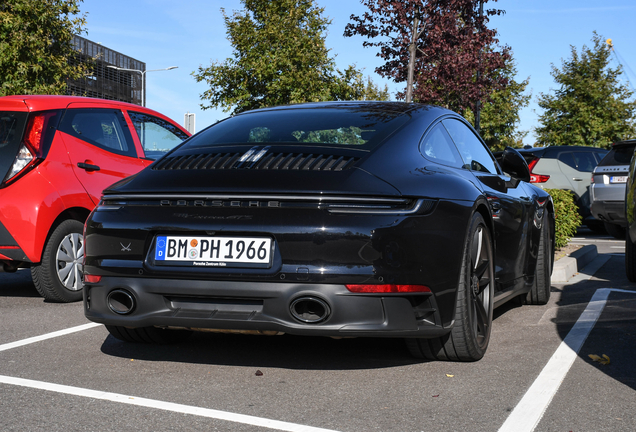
[83,101,554,362]
[517,146,608,230]
[591,140,636,239]
[0,95,189,302]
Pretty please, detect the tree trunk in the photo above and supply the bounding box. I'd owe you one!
[405,16,419,103]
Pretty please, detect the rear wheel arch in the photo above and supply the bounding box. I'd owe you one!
[406,211,495,361]
[444,203,494,325]
[474,202,496,263]
[35,207,91,264]
[31,207,91,303]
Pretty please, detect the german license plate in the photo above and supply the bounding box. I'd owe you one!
[610,176,627,184]
[154,235,272,268]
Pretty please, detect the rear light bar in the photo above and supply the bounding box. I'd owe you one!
[527,158,550,183]
[345,284,431,293]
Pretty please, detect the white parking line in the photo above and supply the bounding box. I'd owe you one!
[0,374,340,432]
[498,288,636,432]
[0,323,340,431]
[0,323,101,352]
[2,288,633,432]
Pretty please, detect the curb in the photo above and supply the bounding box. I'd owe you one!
[551,244,598,283]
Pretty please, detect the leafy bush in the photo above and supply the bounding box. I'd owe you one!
[545,189,582,249]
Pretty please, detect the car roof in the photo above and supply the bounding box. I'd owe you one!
[518,145,608,158]
[0,95,156,113]
[240,100,448,116]
[612,139,636,148]
[0,95,188,135]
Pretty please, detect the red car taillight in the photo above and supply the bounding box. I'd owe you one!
[83,275,102,283]
[3,112,53,184]
[527,158,550,183]
[345,284,431,293]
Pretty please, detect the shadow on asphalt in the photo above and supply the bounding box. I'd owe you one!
[0,270,41,298]
[100,331,422,370]
[96,282,523,369]
[554,254,636,392]
[98,287,526,369]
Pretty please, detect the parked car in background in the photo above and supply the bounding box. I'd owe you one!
[83,101,554,362]
[590,140,636,239]
[0,95,189,302]
[516,146,608,230]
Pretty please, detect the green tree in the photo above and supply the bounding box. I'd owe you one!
[193,0,366,114]
[355,75,391,101]
[464,58,531,151]
[535,32,636,148]
[0,0,87,96]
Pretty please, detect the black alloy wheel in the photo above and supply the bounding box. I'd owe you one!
[526,217,552,305]
[406,212,494,361]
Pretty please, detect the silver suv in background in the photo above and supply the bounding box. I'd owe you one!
[517,146,608,230]
[591,140,636,239]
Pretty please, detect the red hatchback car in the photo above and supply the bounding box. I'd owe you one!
[0,95,190,302]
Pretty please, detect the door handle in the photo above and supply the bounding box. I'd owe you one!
[572,178,583,181]
[77,162,100,171]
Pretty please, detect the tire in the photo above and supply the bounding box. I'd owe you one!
[31,219,85,303]
[406,213,494,362]
[626,232,636,282]
[106,325,193,344]
[526,218,552,305]
[604,222,626,240]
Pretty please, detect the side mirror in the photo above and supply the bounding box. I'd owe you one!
[500,147,530,184]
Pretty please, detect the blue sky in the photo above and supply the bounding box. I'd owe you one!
[81,0,636,144]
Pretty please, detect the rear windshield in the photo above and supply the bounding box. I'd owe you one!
[598,145,636,166]
[181,108,411,151]
[0,111,28,181]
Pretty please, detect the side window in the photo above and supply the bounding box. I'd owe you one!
[572,151,597,172]
[128,112,188,160]
[557,152,576,169]
[420,123,464,168]
[58,108,136,157]
[594,150,608,163]
[442,118,498,174]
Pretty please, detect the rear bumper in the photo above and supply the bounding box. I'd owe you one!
[0,220,29,265]
[84,277,450,338]
[591,200,626,226]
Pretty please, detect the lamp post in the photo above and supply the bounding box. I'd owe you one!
[107,65,178,106]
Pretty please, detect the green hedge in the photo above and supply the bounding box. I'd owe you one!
[545,189,582,249]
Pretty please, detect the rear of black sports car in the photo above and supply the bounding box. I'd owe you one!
[83,102,550,361]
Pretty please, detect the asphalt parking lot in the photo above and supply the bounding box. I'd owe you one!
[1,230,635,432]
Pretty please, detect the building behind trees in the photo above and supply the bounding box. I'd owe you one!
[67,35,145,106]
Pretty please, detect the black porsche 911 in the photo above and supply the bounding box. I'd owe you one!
[83,101,554,362]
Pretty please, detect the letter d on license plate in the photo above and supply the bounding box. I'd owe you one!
[154,235,272,268]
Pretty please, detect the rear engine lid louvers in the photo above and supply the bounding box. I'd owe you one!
[153,152,359,172]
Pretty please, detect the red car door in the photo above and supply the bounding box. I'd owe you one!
[57,105,147,205]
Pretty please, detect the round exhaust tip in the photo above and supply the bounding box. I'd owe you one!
[107,289,136,315]
[290,296,331,324]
